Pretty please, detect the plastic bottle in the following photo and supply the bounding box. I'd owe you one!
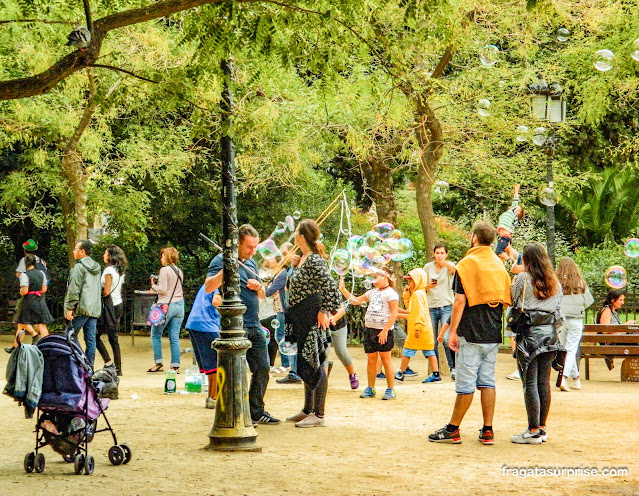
[184,364,202,393]
[164,368,177,394]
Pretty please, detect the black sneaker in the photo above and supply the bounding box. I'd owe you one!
[479,428,494,445]
[429,426,462,444]
[276,374,302,384]
[4,347,15,354]
[256,412,281,425]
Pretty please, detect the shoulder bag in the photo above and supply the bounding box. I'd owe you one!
[147,266,182,326]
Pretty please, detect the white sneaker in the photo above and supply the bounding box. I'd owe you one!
[205,397,216,409]
[295,413,326,428]
[506,370,521,381]
[511,429,542,444]
[286,410,309,422]
[559,377,571,392]
[572,378,582,390]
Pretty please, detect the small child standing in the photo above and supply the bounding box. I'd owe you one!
[496,184,525,262]
[339,267,398,400]
[396,268,441,384]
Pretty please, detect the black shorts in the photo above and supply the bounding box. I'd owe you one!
[495,235,512,255]
[363,327,394,354]
[188,329,218,374]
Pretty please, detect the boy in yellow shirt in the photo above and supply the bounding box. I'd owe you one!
[396,268,441,383]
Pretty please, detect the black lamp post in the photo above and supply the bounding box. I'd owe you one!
[207,59,260,452]
[527,76,566,266]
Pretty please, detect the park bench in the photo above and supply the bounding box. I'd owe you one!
[581,324,639,381]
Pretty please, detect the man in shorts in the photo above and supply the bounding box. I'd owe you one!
[428,221,511,445]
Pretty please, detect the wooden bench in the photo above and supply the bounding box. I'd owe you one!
[581,324,639,380]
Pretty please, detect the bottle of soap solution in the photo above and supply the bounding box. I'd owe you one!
[184,363,202,393]
[164,368,177,394]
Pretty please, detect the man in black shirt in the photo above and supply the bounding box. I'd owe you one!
[429,221,511,445]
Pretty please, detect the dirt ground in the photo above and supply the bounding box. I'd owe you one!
[0,333,637,496]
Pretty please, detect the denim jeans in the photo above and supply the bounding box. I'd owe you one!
[151,300,185,368]
[430,305,453,368]
[275,312,300,378]
[72,315,97,367]
[245,326,271,420]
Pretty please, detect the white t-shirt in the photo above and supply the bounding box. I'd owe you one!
[19,270,47,288]
[364,286,399,329]
[423,261,455,308]
[102,266,125,306]
[16,256,43,274]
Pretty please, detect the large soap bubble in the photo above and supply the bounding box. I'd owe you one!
[391,238,414,262]
[516,125,530,142]
[480,45,499,67]
[556,27,571,43]
[347,235,365,257]
[285,215,295,232]
[624,238,639,258]
[605,266,627,289]
[364,231,383,248]
[533,127,548,146]
[477,99,491,117]
[388,229,403,239]
[331,249,352,276]
[633,39,639,62]
[256,239,281,260]
[373,222,395,239]
[352,258,376,276]
[594,49,614,72]
[539,187,557,207]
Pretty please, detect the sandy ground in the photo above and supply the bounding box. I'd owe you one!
[0,333,638,496]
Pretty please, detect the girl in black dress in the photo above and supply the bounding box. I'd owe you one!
[5,253,53,353]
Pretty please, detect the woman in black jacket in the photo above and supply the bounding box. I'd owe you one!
[510,242,565,445]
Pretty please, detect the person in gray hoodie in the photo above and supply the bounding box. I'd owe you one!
[64,239,102,367]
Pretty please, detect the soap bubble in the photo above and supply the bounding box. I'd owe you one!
[373,222,395,239]
[605,266,627,289]
[292,210,301,220]
[378,239,398,261]
[624,238,639,258]
[256,239,281,260]
[388,229,403,239]
[556,27,571,43]
[331,249,352,276]
[533,127,548,146]
[633,39,639,62]
[271,318,280,329]
[516,125,530,142]
[364,231,384,248]
[271,221,287,237]
[278,339,298,356]
[593,49,614,72]
[358,245,381,262]
[539,187,557,207]
[352,258,376,276]
[477,99,491,117]
[479,45,499,67]
[261,326,270,344]
[285,215,295,231]
[347,235,365,257]
[363,279,373,290]
[391,238,414,262]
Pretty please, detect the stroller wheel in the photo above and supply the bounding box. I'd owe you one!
[34,453,45,473]
[74,454,85,475]
[24,452,35,473]
[63,453,76,463]
[108,445,125,466]
[84,455,95,475]
[120,444,133,464]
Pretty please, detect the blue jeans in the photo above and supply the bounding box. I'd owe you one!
[245,326,271,420]
[429,305,453,368]
[72,315,97,367]
[151,300,185,368]
[275,312,300,378]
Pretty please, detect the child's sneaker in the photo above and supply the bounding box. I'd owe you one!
[349,374,359,389]
[394,370,405,382]
[404,367,418,377]
[510,429,542,444]
[478,428,494,445]
[429,426,461,444]
[376,372,385,380]
[422,373,442,383]
[381,388,396,400]
[360,387,376,398]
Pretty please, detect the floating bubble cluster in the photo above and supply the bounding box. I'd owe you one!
[533,127,548,146]
[516,125,530,142]
[594,49,614,72]
[477,99,491,117]
[605,266,627,289]
[624,238,639,258]
[480,45,499,67]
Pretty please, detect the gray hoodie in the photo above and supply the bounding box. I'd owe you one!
[64,256,102,318]
[561,288,594,319]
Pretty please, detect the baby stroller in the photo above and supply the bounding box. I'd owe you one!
[23,327,132,475]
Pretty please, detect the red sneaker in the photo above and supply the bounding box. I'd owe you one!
[479,429,494,445]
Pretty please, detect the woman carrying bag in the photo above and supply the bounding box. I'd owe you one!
[509,242,565,445]
[147,247,185,373]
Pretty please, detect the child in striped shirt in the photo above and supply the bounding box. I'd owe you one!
[495,184,525,262]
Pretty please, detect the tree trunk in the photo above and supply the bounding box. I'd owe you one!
[360,156,397,226]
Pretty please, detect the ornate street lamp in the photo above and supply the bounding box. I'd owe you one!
[207,59,260,452]
[527,76,567,266]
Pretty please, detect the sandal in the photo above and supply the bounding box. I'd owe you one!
[147,364,164,373]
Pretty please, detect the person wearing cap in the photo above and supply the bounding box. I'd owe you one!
[15,239,49,285]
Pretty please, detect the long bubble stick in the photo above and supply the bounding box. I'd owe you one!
[198,233,262,280]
